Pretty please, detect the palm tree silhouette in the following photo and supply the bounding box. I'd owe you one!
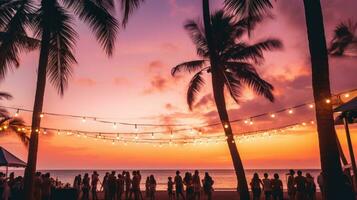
[172,10,281,199]
[0,92,28,146]
[0,0,119,199]
[225,0,355,199]
[329,20,357,56]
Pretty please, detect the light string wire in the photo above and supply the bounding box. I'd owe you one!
[1,88,355,135]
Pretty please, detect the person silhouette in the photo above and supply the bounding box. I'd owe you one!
[168,177,174,200]
[91,171,99,200]
[192,170,201,200]
[294,170,306,200]
[271,173,283,200]
[262,173,272,200]
[287,169,296,200]
[202,172,214,200]
[174,171,185,200]
[250,173,263,200]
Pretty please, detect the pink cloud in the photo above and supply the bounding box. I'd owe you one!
[75,78,97,87]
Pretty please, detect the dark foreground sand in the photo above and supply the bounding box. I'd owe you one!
[96,191,322,200]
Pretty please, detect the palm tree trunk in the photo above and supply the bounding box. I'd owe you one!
[303,1,354,199]
[23,27,51,200]
[202,1,249,199]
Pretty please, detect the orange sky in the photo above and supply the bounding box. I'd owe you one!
[0,0,357,169]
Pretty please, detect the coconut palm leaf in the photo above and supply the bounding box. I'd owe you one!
[119,0,144,26]
[171,60,206,76]
[222,69,242,103]
[63,0,119,56]
[0,117,28,146]
[45,5,78,95]
[329,20,357,56]
[184,19,209,57]
[187,69,206,110]
[226,61,274,101]
[224,0,273,19]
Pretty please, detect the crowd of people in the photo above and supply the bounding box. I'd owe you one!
[0,171,64,200]
[72,170,214,200]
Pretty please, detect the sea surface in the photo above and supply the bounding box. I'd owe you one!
[2,169,321,191]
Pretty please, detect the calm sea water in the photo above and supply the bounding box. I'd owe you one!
[2,169,321,191]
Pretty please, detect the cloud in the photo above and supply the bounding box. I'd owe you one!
[112,77,129,86]
[161,43,179,53]
[147,60,165,72]
[143,75,170,94]
[167,0,196,17]
[75,78,97,87]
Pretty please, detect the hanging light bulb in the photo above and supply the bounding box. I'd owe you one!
[15,109,19,117]
[43,129,47,135]
[249,119,253,125]
[112,140,115,145]
[113,123,117,129]
[40,113,44,118]
[302,122,307,126]
[17,128,21,132]
[270,114,276,118]
[57,130,61,135]
[171,131,174,138]
[325,99,331,104]
[288,109,293,114]
[344,93,350,98]
[151,132,155,139]
[244,120,249,124]
[224,124,229,129]
[310,121,315,124]
[134,124,138,132]
[116,133,120,140]
[198,129,202,135]
[82,117,86,123]
[135,134,138,140]
[309,104,314,108]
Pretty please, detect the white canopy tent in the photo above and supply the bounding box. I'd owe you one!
[0,146,26,177]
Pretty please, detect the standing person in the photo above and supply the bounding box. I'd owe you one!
[192,170,201,200]
[41,173,52,200]
[149,175,157,200]
[103,172,109,200]
[287,170,296,200]
[262,173,272,200]
[202,172,214,200]
[91,171,99,200]
[125,172,131,200]
[34,172,43,200]
[130,171,140,200]
[137,171,143,200]
[82,173,90,200]
[317,172,324,199]
[168,177,174,200]
[174,171,185,200]
[117,174,125,200]
[271,174,283,200]
[294,170,306,200]
[2,178,10,200]
[250,173,263,200]
[0,172,4,199]
[145,177,150,198]
[183,172,193,200]
[108,171,117,200]
[305,173,316,200]
[73,174,82,199]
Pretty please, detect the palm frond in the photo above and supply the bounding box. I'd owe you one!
[64,0,119,56]
[225,39,282,63]
[187,70,206,110]
[120,0,144,26]
[226,61,274,101]
[171,60,206,76]
[0,91,12,100]
[224,0,273,19]
[0,1,36,79]
[0,108,9,118]
[329,20,357,56]
[222,69,242,104]
[184,19,209,58]
[4,117,28,146]
[0,0,22,29]
[46,5,78,95]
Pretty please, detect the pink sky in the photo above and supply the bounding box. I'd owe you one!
[0,0,357,169]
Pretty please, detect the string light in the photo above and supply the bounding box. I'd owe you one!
[344,93,350,98]
[15,109,19,117]
[40,113,44,118]
[151,132,155,139]
[43,129,47,134]
[134,124,138,132]
[82,117,86,123]
[309,104,314,108]
[113,123,117,129]
[270,114,276,118]
[224,124,229,129]
[116,133,120,140]
[288,109,293,114]
[135,134,138,140]
[325,99,331,104]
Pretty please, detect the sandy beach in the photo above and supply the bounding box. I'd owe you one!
[94,191,322,200]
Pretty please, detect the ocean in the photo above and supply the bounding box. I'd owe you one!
[2,169,321,191]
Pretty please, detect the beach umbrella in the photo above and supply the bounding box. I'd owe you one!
[0,146,26,177]
[334,97,357,184]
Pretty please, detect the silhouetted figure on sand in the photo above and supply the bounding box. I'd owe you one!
[294,170,306,200]
[317,172,324,199]
[108,171,117,200]
[103,172,109,200]
[192,170,201,200]
[167,177,174,200]
[271,173,283,200]
[262,173,272,200]
[91,171,99,200]
[149,175,157,200]
[82,173,90,200]
[41,173,52,200]
[117,173,125,200]
[250,173,263,200]
[202,172,214,200]
[174,171,185,200]
[145,176,150,198]
[124,171,131,200]
[287,169,295,200]
[305,173,316,200]
[184,172,194,200]
[34,172,42,200]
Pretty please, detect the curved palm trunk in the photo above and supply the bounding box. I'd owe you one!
[23,26,51,200]
[303,1,354,199]
[202,0,249,199]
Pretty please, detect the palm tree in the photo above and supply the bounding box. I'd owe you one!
[329,20,357,56]
[172,10,281,199]
[225,0,355,199]
[0,92,28,146]
[0,0,119,199]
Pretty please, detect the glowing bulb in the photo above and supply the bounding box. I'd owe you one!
[232,140,235,144]
[310,121,315,124]
[270,114,276,118]
[15,109,19,117]
[3,125,8,130]
[171,132,174,138]
[116,134,120,140]
[249,120,253,125]
[151,133,155,139]
[302,122,307,126]
[244,120,249,124]
[135,134,138,140]
[325,99,331,104]
[39,113,44,118]
[112,140,115,145]
[43,129,47,135]
[35,129,39,132]
[288,109,293,114]
[113,123,117,129]
[224,124,229,129]
[81,117,86,123]
[57,130,61,135]
[134,124,138,132]
[344,93,350,98]
[309,104,314,108]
